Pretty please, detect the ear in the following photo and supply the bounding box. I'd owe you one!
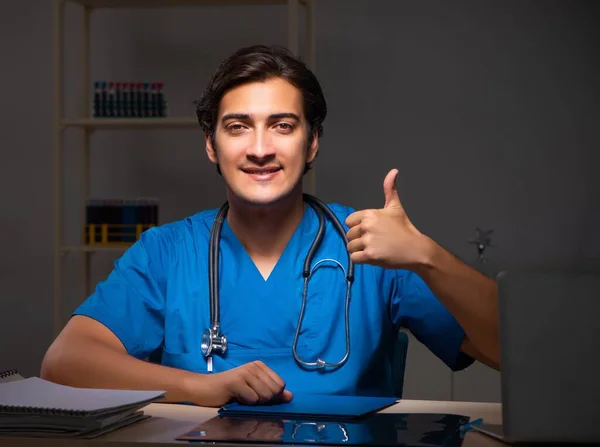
[205,132,218,164]
[306,132,319,164]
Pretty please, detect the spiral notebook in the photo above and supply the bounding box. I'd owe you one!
[0,369,24,383]
[0,369,166,438]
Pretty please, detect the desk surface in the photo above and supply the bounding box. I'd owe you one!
[0,399,503,447]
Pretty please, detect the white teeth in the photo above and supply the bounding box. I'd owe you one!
[246,169,278,174]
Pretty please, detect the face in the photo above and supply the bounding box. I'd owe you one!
[205,77,318,207]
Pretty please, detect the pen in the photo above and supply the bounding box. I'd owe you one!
[459,417,483,434]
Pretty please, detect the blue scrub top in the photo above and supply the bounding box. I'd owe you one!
[74,202,473,397]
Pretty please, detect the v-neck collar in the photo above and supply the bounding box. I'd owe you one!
[220,204,316,284]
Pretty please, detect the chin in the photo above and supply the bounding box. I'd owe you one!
[237,192,289,207]
[230,186,300,208]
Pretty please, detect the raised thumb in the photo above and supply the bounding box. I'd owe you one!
[383,168,401,208]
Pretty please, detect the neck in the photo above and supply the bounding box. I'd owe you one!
[226,188,305,261]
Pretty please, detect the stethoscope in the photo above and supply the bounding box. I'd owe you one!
[291,422,349,443]
[201,194,355,370]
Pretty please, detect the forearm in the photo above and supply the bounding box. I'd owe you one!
[414,236,500,368]
[40,338,205,404]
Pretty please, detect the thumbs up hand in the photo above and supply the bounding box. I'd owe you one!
[345,169,433,270]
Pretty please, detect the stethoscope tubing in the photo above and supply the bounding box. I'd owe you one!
[205,194,355,369]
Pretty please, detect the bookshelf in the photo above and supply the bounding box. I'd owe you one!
[54,0,317,335]
[61,245,130,253]
[61,117,200,130]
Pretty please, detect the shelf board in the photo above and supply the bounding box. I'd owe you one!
[67,0,295,8]
[61,245,131,253]
[61,117,200,130]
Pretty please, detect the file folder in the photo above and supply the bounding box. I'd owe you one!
[218,394,398,420]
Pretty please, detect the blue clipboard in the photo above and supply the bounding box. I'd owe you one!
[218,394,399,420]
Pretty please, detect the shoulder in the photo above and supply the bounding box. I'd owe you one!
[122,208,219,275]
[139,208,218,249]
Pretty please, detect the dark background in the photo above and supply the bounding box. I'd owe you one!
[1,0,598,403]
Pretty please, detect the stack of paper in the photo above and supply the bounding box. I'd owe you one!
[0,372,165,438]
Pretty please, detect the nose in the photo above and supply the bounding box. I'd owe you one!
[246,129,276,162]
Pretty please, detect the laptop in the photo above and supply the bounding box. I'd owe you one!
[473,270,600,444]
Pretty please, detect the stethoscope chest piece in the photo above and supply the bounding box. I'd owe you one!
[201,326,227,357]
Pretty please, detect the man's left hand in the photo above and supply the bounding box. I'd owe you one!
[345,168,433,270]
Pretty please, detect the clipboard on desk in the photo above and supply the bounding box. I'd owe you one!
[218,395,399,420]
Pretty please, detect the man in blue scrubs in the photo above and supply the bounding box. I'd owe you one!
[41,45,499,407]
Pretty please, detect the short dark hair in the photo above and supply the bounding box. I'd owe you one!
[195,45,327,145]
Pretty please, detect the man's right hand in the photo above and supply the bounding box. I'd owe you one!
[190,360,293,407]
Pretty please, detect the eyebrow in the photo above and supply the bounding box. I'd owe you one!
[220,112,301,124]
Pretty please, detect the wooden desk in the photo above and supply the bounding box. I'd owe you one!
[0,400,503,447]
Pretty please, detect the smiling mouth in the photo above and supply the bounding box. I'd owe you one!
[241,167,282,175]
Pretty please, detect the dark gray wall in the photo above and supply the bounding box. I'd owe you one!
[1,0,598,403]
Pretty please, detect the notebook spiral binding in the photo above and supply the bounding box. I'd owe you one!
[0,370,88,415]
[0,405,88,416]
[0,369,20,379]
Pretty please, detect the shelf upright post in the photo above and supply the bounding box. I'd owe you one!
[287,0,299,57]
[82,5,93,297]
[288,0,315,196]
[305,0,316,195]
[53,0,66,337]
[306,0,315,72]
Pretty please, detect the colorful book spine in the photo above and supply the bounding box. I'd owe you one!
[92,81,168,118]
[85,198,159,245]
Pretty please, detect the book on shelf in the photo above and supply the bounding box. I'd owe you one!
[93,81,168,118]
[85,197,159,245]
[0,369,166,439]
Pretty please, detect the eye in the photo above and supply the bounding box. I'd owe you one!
[275,122,294,133]
[226,123,246,134]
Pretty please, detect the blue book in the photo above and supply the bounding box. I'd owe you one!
[218,394,398,420]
